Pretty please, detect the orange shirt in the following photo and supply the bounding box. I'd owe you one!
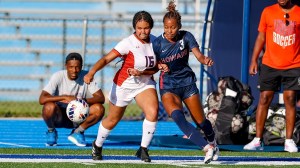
[259,4,300,69]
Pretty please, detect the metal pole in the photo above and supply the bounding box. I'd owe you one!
[199,0,212,100]
[241,0,250,84]
[81,17,88,69]
[62,19,67,69]
[100,20,105,90]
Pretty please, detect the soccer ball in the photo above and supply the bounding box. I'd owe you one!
[272,115,285,130]
[66,99,89,124]
[266,125,281,137]
[240,91,253,110]
[248,122,256,134]
[231,114,244,133]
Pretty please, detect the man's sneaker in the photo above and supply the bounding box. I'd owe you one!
[67,129,86,147]
[243,137,264,150]
[46,129,57,146]
[203,144,214,164]
[92,140,103,160]
[284,139,298,153]
[135,147,151,162]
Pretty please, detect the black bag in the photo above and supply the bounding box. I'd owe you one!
[209,76,253,144]
[248,104,300,145]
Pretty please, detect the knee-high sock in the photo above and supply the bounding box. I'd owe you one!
[171,110,207,147]
[95,122,111,147]
[198,119,215,143]
[141,119,157,148]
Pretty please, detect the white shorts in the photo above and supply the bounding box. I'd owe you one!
[109,80,156,107]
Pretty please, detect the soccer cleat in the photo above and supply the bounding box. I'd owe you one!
[243,137,264,150]
[67,129,87,147]
[46,129,57,146]
[92,140,103,160]
[209,140,220,161]
[212,145,220,161]
[135,147,151,162]
[203,144,216,164]
[284,139,298,153]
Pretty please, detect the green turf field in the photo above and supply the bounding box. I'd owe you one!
[1,148,300,167]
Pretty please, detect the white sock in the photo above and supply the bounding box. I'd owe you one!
[141,119,157,148]
[95,122,111,147]
[254,137,261,142]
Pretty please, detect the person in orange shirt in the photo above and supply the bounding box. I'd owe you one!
[244,0,300,152]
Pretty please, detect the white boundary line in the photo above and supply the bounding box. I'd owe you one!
[0,142,30,148]
[1,158,300,166]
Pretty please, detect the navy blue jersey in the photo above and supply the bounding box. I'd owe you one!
[153,30,199,89]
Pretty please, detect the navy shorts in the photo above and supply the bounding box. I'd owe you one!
[259,64,300,91]
[55,106,75,128]
[159,83,199,100]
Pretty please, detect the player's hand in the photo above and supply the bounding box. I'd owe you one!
[249,62,258,76]
[204,57,214,66]
[84,73,94,84]
[127,68,141,76]
[158,63,169,72]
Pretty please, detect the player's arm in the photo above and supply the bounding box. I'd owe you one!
[192,47,213,66]
[39,90,75,105]
[127,63,169,76]
[249,31,265,76]
[85,89,105,105]
[84,50,119,84]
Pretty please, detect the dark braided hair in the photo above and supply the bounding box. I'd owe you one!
[163,0,182,29]
[132,11,154,29]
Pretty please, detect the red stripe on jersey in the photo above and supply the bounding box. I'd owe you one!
[113,51,135,86]
[159,71,165,89]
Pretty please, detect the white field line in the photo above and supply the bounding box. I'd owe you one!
[0,142,30,148]
[1,158,300,166]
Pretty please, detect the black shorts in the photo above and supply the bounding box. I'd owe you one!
[54,106,76,128]
[259,64,300,91]
[159,83,199,100]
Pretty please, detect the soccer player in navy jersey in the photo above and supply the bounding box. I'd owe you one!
[152,0,219,164]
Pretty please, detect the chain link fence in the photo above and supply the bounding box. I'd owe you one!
[0,14,209,120]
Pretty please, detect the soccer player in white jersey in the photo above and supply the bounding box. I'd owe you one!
[39,53,105,147]
[84,11,159,162]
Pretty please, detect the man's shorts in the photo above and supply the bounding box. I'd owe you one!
[159,83,199,100]
[259,64,300,91]
[109,80,156,107]
[54,105,76,128]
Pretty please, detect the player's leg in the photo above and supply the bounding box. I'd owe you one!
[42,102,72,146]
[244,64,278,150]
[161,91,208,148]
[92,102,126,160]
[68,103,105,147]
[283,90,298,152]
[78,103,105,130]
[283,90,296,138]
[135,88,158,162]
[282,69,300,152]
[93,83,129,160]
[243,90,274,150]
[182,86,218,163]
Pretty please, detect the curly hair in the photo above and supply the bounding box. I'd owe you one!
[132,11,154,29]
[163,0,182,29]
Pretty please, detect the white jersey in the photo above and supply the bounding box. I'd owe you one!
[112,34,157,89]
[43,70,100,108]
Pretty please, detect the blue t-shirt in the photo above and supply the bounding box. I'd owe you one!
[153,30,199,89]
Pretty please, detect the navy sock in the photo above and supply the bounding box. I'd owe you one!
[171,110,207,147]
[198,119,215,143]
